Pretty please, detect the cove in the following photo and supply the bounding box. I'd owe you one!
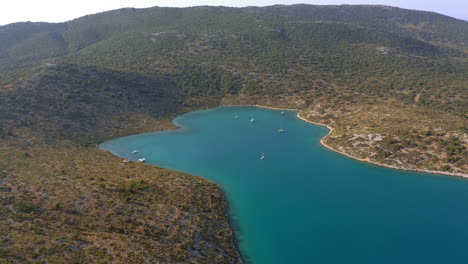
[100,106,468,264]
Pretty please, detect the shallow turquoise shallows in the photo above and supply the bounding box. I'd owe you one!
[100,106,468,264]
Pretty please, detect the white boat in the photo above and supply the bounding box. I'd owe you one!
[138,158,146,163]
[260,152,265,160]
[234,113,239,119]
[250,113,255,123]
[132,150,139,154]
[281,111,285,115]
[278,119,285,133]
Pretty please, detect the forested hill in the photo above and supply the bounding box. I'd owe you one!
[1,5,467,106]
[255,5,468,47]
[1,5,467,70]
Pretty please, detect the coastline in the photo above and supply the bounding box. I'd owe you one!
[101,110,247,263]
[250,104,468,179]
[220,187,246,264]
[98,104,467,262]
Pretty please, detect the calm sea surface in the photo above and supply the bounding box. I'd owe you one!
[100,106,468,264]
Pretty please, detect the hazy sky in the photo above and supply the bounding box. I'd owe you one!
[0,0,466,26]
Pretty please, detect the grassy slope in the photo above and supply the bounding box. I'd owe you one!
[0,4,467,263]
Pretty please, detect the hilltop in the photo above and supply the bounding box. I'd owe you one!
[0,4,467,262]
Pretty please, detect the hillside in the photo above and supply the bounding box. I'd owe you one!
[0,4,467,262]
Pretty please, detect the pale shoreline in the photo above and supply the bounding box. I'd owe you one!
[234,104,468,179]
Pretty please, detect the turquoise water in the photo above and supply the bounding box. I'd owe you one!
[100,106,468,264]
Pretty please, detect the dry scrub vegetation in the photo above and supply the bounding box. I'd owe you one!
[0,140,242,263]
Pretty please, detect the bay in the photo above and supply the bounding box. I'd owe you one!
[100,106,468,264]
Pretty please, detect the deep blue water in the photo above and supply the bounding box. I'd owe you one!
[100,106,468,264]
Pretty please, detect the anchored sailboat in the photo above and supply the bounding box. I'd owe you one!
[260,152,265,160]
[278,119,285,133]
[250,113,255,123]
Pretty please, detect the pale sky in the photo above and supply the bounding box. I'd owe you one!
[0,0,467,26]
